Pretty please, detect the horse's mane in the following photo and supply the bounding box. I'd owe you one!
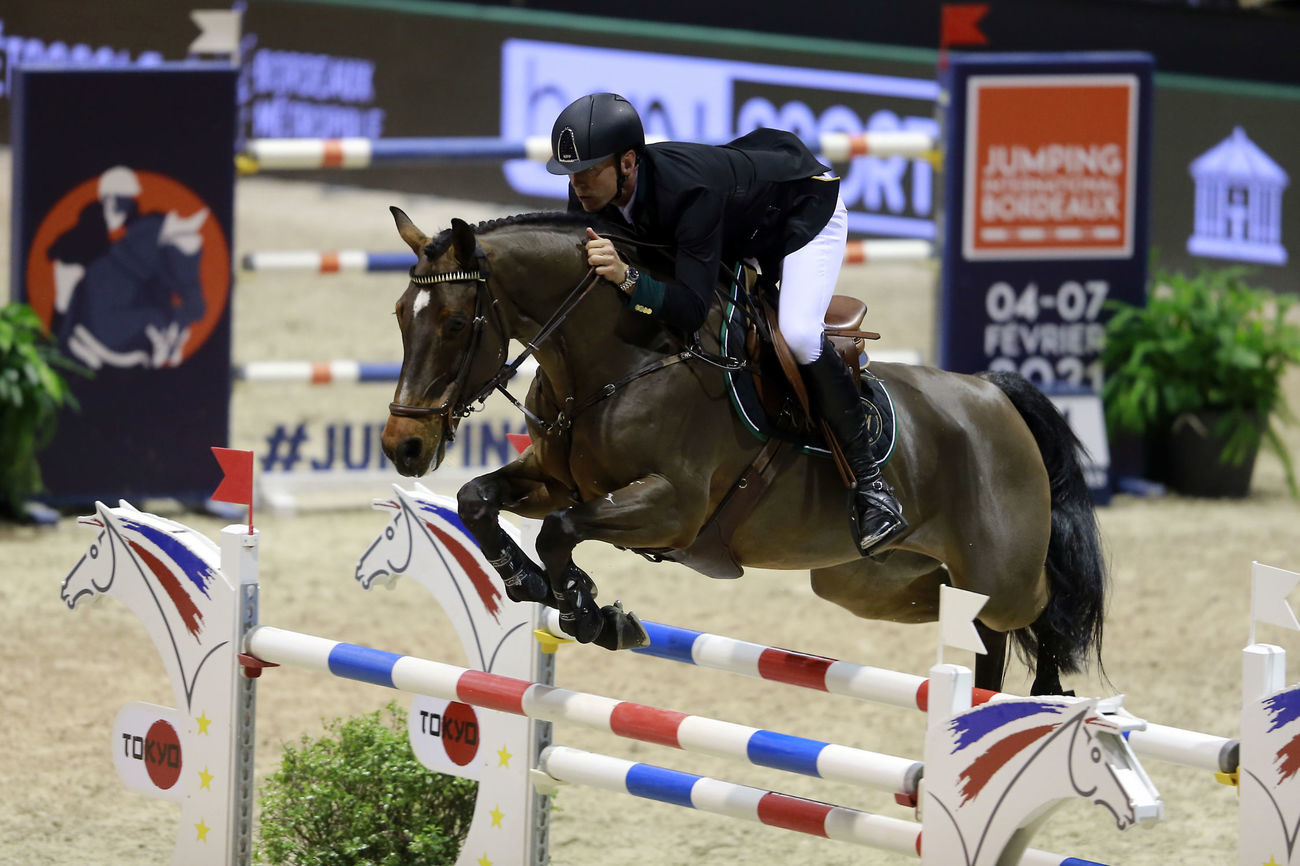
[423,211,624,261]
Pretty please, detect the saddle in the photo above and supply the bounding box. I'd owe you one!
[746,284,880,485]
[628,278,891,580]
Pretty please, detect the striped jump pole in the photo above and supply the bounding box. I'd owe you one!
[240,250,415,273]
[243,625,925,799]
[536,746,1108,866]
[232,360,402,384]
[540,610,1239,776]
[240,240,932,274]
[238,132,939,172]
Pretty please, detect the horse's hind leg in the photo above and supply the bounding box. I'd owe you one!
[974,621,1008,694]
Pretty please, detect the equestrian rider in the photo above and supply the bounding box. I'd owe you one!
[546,91,907,556]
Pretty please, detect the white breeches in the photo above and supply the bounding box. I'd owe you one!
[777,195,848,364]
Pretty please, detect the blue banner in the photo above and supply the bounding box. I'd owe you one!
[11,65,237,503]
[939,52,1154,389]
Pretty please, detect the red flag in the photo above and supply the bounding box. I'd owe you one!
[506,433,532,455]
[211,447,255,533]
[211,448,254,504]
[940,3,989,48]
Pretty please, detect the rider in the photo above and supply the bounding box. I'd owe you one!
[546,91,907,556]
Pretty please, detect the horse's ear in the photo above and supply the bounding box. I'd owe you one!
[391,206,429,256]
[450,217,477,267]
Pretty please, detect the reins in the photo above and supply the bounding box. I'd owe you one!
[390,229,757,438]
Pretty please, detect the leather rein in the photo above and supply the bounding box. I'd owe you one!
[387,235,731,439]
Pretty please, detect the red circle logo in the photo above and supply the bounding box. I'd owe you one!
[144,719,183,790]
[25,167,230,366]
[441,702,480,767]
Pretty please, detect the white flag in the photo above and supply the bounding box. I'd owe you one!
[1252,561,1300,634]
[189,10,241,57]
[939,585,988,656]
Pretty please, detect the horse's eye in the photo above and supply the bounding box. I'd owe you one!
[444,314,469,335]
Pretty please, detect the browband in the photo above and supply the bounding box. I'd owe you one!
[408,268,485,285]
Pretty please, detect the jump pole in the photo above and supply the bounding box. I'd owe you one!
[539,610,1239,776]
[238,131,939,172]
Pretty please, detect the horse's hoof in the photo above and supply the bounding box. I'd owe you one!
[591,602,650,651]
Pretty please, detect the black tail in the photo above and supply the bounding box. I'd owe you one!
[979,371,1108,686]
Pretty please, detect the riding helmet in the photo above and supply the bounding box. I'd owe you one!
[546,92,645,175]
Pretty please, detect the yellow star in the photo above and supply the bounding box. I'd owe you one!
[476,855,492,866]
[198,767,214,790]
[490,806,504,827]
[1264,858,1282,866]
[195,819,210,842]
[496,745,512,768]
[196,712,212,735]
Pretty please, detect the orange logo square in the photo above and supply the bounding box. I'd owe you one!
[963,75,1138,260]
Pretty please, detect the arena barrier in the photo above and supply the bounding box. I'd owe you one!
[364,485,1300,865]
[63,490,1170,866]
[239,239,936,274]
[238,131,940,172]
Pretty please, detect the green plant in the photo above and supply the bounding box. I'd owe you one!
[1100,264,1300,496]
[0,302,82,515]
[256,702,478,866]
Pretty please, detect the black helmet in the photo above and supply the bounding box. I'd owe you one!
[546,92,644,175]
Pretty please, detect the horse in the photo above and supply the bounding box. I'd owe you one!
[379,208,1107,695]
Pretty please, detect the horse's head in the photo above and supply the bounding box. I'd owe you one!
[382,208,500,476]
[355,484,420,590]
[1066,701,1164,830]
[61,501,125,610]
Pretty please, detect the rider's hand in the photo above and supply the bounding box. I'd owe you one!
[585,228,628,286]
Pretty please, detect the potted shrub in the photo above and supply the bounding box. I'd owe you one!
[0,301,82,519]
[1100,264,1300,499]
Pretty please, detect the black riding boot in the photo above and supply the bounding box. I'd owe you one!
[800,339,908,555]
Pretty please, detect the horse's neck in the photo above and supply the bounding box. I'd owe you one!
[495,248,660,400]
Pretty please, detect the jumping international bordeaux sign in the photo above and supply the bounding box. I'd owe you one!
[939,52,1154,391]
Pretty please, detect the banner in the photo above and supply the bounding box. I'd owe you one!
[11,65,237,503]
[939,53,1154,389]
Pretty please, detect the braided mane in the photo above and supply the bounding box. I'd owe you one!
[422,211,613,260]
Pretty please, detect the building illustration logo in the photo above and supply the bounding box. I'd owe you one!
[1188,126,1288,266]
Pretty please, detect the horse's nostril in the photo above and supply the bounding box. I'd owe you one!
[400,437,423,464]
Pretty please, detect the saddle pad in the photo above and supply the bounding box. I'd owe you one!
[718,292,897,465]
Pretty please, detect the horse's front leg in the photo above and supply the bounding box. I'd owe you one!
[457,459,573,609]
[535,474,707,651]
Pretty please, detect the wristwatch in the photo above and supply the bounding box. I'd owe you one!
[617,266,640,294]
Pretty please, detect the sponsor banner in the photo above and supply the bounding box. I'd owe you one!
[11,66,237,503]
[500,38,939,237]
[940,53,1154,393]
[112,702,184,802]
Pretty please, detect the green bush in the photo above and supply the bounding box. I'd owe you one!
[0,302,82,516]
[256,703,478,866]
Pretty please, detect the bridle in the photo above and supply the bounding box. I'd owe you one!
[387,242,603,439]
[387,231,751,440]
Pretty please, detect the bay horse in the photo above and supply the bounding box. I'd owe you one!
[380,208,1107,694]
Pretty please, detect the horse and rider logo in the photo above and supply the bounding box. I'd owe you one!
[24,165,230,370]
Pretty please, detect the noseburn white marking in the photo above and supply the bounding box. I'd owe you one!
[397,290,431,404]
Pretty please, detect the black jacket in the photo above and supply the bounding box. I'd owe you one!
[568,128,840,333]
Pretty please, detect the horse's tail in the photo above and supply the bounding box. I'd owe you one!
[978,371,1107,681]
